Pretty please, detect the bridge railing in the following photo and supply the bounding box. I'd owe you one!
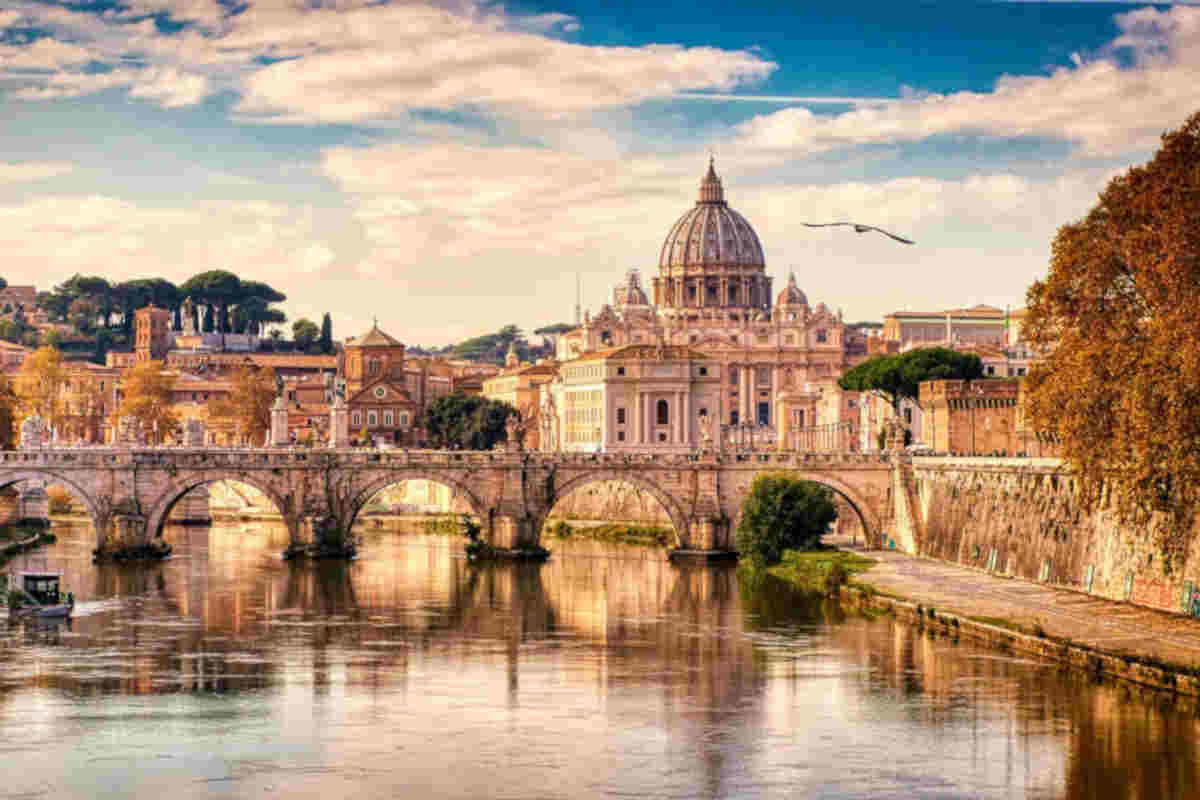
[2,446,893,470]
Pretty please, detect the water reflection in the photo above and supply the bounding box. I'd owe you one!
[0,522,1197,799]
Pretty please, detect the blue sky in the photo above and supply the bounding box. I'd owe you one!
[1,1,1198,344]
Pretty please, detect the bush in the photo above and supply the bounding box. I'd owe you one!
[736,473,838,566]
[47,487,74,514]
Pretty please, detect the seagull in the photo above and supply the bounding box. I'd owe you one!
[803,222,915,245]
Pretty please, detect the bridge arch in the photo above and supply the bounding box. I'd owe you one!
[343,470,488,534]
[145,472,295,543]
[538,470,690,548]
[0,468,103,524]
[726,470,881,546]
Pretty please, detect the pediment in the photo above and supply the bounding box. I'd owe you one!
[347,377,415,406]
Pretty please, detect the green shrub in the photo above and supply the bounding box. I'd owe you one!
[736,473,838,566]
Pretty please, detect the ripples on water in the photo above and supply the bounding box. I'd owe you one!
[1,520,1198,799]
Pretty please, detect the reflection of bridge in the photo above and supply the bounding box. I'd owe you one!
[0,448,897,556]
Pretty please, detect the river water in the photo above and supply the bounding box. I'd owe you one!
[2,520,1199,799]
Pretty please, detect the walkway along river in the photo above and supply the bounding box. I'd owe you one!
[1,520,1198,798]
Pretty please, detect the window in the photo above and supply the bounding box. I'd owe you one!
[617,366,625,376]
[658,432,667,442]
[816,329,828,343]
[730,410,739,425]
[352,411,361,427]
[600,330,612,345]
[757,367,770,385]
[690,334,699,344]
[698,366,707,376]
[729,366,738,385]
[656,399,669,425]
[617,430,625,441]
[367,410,377,427]
[616,407,626,424]
[987,365,996,376]
[1017,367,1026,376]
[757,402,770,425]
[368,359,380,376]
[903,407,912,424]
[400,413,409,426]
[730,334,738,344]
[384,410,393,426]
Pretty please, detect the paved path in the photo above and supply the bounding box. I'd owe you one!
[842,542,1200,669]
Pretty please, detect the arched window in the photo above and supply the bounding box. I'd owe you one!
[656,399,669,426]
[729,366,738,385]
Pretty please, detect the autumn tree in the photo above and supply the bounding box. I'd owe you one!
[15,345,67,431]
[118,361,178,444]
[0,375,17,449]
[1024,110,1200,561]
[209,366,277,445]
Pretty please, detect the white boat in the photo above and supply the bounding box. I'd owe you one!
[6,571,74,619]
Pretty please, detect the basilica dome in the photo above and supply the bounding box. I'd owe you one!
[776,272,808,307]
[658,160,765,271]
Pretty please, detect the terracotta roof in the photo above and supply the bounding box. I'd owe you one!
[346,324,403,348]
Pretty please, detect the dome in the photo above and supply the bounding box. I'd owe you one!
[612,268,650,308]
[776,272,808,307]
[658,159,765,271]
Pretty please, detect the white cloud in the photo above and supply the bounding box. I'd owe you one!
[128,67,210,107]
[0,161,73,183]
[735,6,1200,158]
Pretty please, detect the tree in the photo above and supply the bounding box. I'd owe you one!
[838,347,983,412]
[736,473,838,566]
[1024,110,1200,560]
[0,375,17,449]
[118,361,178,444]
[533,323,574,335]
[68,296,101,334]
[209,366,276,445]
[418,392,515,450]
[15,345,66,431]
[319,312,333,354]
[292,318,320,352]
[180,270,241,334]
[0,277,6,291]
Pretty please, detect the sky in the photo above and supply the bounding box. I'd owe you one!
[2,1,1199,346]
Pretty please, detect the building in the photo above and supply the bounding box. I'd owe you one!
[340,323,419,445]
[919,378,1021,455]
[134,306,171,363]
[553,161,860,448]
[481,345,559,449]
[883,305,1008,348]
[542,344,719,454]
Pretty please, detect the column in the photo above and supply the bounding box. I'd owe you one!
[645,393,654,443]
[770,366,780,427]
[633,392,643,445]
[719,277,728,308]
[740,365,751,423]
[675,391,684,444]
[682,390,691,447]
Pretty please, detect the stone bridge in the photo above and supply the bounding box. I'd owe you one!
[0,448,898,557]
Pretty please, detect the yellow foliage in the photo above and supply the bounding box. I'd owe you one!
[15,345,65,430]
[1024,110,1200,563]
[208,366,276,446]
[119,361,178,444]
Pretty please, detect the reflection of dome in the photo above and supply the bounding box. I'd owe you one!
[658,159,765,270]
[776,272,807,307]
[612,268,650,307]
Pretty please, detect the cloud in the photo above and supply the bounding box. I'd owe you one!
[2,1,774,119]
[735,6,1200,158]
[0,161,73,183]
[128,67,210,107]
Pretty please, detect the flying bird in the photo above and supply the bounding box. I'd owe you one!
[802,222,915,245]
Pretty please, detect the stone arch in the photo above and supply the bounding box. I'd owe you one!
[144,472,295,543]
[539,469,690,548]
[343,469,488,534]
[725,470,883,547]
[0,468,104,525]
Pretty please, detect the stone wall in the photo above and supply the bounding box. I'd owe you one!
[907,458,1200,616]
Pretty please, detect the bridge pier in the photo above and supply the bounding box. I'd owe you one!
[283,513,358,560]
[486,511,548,559]
[94,504,171,562]
[17,484,51,528]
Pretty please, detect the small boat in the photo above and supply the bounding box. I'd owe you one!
[6,571,74,619]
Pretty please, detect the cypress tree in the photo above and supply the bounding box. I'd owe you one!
[319,313,333,354]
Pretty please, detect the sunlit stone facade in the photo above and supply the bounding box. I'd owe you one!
[555,161,862,449]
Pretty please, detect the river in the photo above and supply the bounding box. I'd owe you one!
[1,520,1198,799]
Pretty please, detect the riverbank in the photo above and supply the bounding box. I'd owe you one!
[841,545,1200,699]
[0,524,56,568]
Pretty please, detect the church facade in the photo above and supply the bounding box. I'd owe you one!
[551,161,866,451]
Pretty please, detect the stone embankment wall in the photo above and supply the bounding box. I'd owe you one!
[901,458,1200,616]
